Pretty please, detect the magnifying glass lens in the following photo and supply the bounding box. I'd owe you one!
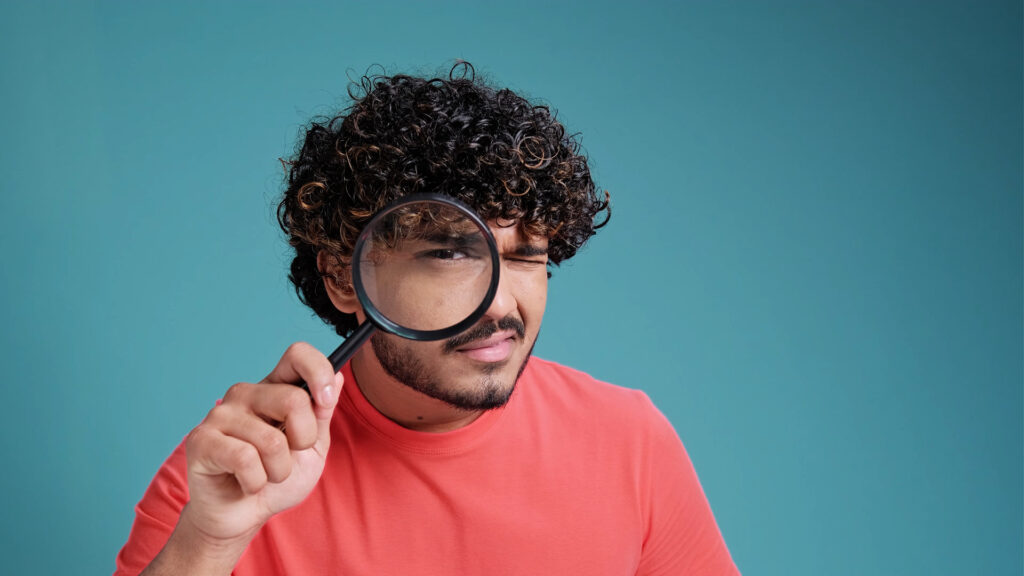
[356,200,495,332]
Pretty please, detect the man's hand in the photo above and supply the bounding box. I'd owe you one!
[142,342,343,575]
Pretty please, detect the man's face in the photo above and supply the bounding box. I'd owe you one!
[355,223,549,411]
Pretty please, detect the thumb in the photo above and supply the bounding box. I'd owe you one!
[313,371,344,429]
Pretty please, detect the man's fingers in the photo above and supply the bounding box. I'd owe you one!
[188,426,269,495]
[191,342,343,495]
[220,413,299,484]
[225,384,319,450]
[261,342,338,409]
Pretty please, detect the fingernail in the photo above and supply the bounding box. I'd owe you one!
[320,385,334,406]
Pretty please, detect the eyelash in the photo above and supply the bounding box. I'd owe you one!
[505,257,546,265]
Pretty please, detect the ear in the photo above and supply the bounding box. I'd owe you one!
[317,250,361,314]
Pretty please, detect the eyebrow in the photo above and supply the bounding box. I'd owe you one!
[508,244,549,257]
[421,231,478,246]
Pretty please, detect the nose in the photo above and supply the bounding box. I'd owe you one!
[482,264,516,321]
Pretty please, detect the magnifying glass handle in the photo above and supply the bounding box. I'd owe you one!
[296,321,377,398]
[327,322,376,372]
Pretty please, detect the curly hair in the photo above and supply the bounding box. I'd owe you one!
[277,62,610,336]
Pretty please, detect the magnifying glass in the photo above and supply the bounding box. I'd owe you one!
[298,193,500,393]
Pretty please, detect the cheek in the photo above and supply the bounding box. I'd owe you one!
[371,331,443,363]
[519,272,548,328]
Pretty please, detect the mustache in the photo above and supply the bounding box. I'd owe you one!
[443,315,526,353]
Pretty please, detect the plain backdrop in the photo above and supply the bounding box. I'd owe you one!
[1,1,1021,574]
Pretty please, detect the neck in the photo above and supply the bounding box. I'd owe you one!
[350,350,484,433]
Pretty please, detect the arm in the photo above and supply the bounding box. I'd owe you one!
[114,343,344,576]
[635,400,740,576]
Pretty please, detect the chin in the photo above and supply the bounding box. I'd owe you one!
[445,379,515,411]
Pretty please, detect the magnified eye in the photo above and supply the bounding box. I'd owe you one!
[425,248,467,260]
[324,195,500,372]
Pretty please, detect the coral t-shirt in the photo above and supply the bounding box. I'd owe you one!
[115,357,739,575]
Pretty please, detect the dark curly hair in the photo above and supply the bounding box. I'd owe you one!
[277,62,610,336]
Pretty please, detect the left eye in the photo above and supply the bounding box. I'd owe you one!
[508,258,546,266]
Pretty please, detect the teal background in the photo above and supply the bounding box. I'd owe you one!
[1,1,1020,574]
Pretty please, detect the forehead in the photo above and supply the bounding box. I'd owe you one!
[487,222,549,250]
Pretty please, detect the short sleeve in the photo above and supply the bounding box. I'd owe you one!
[113,440,189,576]
[635,399,740,576]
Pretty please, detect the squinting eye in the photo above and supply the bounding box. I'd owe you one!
[508,258,547,266]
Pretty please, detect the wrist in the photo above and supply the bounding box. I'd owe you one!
[180,503,264,557]
[144,504,262,576]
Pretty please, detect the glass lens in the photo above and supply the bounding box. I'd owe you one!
[354,200,494,332]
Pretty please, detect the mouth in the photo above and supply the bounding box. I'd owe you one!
[454,330,517,363]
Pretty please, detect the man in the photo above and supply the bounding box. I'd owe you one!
[116,63,740,575]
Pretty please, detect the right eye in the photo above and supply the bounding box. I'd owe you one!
[424,249,467,261]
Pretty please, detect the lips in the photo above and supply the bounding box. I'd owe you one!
[455,330,517,363]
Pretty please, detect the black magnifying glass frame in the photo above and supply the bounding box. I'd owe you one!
[318,193,501,375]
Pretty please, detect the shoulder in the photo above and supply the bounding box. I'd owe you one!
[520,356,650,403]
[517,356,673,436]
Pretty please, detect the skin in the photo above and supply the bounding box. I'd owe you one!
[140,222,549,575]
[331,223,549,431]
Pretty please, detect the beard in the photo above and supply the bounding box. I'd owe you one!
[370,315,534,411]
